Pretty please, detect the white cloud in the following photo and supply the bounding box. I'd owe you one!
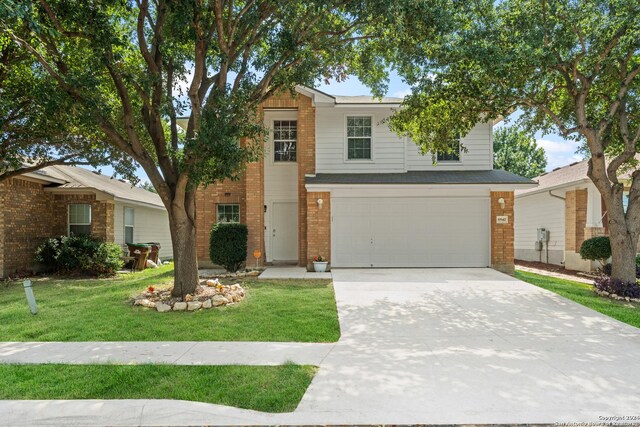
[392,88,412,98]
[536,138,584,171]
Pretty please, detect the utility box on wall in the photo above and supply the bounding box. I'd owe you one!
[537,228,550,242]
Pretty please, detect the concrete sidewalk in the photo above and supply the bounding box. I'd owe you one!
[1,268,640,426]
[0,341,334,366]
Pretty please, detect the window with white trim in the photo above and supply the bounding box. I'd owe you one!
[273,120,297,162]
[68,204,91,236]
[437,139,461,162]
[346,116,372,160]
[217,204,240,223]
[124,207,135,243]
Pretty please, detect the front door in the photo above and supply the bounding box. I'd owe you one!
[271,201,298,261]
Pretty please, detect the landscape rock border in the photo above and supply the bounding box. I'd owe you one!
[595,289,640,303]
[133,280,246,312]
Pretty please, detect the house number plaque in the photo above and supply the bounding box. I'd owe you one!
[496,216,509,224]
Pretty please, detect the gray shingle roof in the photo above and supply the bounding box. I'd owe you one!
[43,165,165,209]
[306,170,536,185]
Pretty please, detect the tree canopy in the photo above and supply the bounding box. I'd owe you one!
[389,0,640,282]
[493,126,547,179]
[0,26,131,181]
[0,0,421,296]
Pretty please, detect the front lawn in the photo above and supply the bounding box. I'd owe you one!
[0,265,340,342]
[0,363,315,413]
[515,270,640,329]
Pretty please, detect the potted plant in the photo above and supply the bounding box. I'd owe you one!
[313,255,329,272]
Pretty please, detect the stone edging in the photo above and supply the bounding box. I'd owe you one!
[134,282,246,312]
[594,288,640,303]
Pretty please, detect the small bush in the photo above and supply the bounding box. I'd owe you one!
[35,235,124,276]
[636,255,640,268]
[594,275,640,299]
[209,223,248,272]
[579,236,611,265]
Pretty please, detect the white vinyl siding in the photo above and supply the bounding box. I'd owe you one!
[264,111,299,263]
[68,204,91,236]
[315,107,493,173]
[514,191,565,264]
[406,122,493,170]
[316,108,404,173]
[331,192,490,267]
[114,202,173,259]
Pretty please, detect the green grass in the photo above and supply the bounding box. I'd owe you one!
[515,270,640,328]
[0,363,315,412]
[0,265,340,342]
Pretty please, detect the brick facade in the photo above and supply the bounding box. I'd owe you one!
[51,194,114,242]
[195,90,315,268]
[195,180,247,265]
[0,177,117,278]
[306,191,331,270]
[491,191,515,274]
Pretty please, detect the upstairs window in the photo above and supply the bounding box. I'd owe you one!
[273,120,297,162]
[217,204,240,223]
[347,116,372,160]
[124,207,135,243]
[437,139,461,162]
[68,204,91,236]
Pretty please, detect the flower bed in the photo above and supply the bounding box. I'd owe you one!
[133,279,245,312]
[593,275,640,302]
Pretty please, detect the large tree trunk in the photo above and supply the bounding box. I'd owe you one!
[606,208,638,283]
[168,190,199,298]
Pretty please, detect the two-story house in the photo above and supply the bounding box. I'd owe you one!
[194,87,536,273]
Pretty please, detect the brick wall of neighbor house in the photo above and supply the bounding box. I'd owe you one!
[491,191,515,274]
[565,189,588,252]
[194,90,315,268]
[306,191,331,270]
[51,194,114,242]
[0,178,54,277]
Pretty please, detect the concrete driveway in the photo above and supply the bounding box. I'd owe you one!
[295,268,640,425]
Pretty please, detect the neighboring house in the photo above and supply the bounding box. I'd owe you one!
[0,165,172,278]
[189,87,536,272]
[515,159,634,272]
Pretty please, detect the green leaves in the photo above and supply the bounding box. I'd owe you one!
[493,126,547,178]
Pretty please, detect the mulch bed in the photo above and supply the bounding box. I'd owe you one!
[515,259,596,280]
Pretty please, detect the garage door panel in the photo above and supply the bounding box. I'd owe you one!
[332,196,490,268]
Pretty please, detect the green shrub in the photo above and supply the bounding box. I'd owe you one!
[636,255,640,268]
[579,236,611,266]
[35,235,124,276]
[209,223,248,272]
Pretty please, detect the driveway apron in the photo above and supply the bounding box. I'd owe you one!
[293,268,640,425]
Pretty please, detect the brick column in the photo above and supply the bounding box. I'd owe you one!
[491,191,515,274]
[297,96,316,266]
[565,189,588,252]
[245,159,264,266]
[306,191,331,271]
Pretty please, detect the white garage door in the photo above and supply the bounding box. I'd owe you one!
[331,197,490,268]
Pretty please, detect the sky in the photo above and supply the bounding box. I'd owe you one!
[90,71,582,182]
